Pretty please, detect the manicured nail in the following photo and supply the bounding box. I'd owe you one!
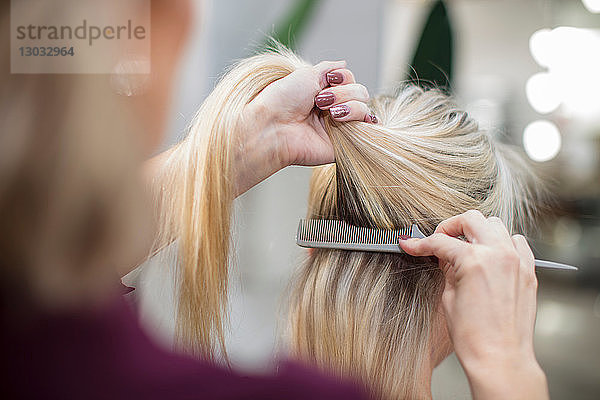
[326,71,344,85]
[315,92,335,108]
[399,235,410,241]
[330,105,350,119]
[364,113,378,124]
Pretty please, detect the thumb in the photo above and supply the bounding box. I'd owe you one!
[399,233,469,270]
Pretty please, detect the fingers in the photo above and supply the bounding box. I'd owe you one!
[315,84,369,110]
[511,234,535,268]
[399,233,470,271]
[313,62,348,89]
[329,101,371,122]
[326,68,355,86]
[512,234,538,336]
[512,234,537,288]
[435,210,502,245]
[486,216,513,243]
[312,63,377,124]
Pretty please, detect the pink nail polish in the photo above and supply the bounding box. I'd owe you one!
[364,113,378,124]
[315,92,335,108]
[330,105,350,119]
[326,72,344,85]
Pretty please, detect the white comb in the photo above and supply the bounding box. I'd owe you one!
[296,219,577,271]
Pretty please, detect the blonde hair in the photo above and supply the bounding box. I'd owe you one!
[154,46,310,360]
[285,88,542,398]
[154,46,541,383]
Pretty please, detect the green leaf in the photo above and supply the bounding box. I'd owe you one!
[407,0,454,90]
[264,0,321,51]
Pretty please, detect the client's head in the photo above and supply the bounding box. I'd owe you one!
[286,86,541,399]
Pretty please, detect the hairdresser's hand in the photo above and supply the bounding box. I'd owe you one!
[399,210,549,400]
[237,61,374,195]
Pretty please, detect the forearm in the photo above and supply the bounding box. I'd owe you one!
[143,146,177,186]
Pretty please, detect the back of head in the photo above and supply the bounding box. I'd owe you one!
[286,86,541,398]
[152,44,541,377]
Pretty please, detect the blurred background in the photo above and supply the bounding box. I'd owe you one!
[126,1,600,398]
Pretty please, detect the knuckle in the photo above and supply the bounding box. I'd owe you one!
[465,209,483,218]
[526,272,538,289]
[487,216,502,224]
[434,220,448,234]
[463,258,485,275]
[461,247,484,271]
[512,234,527,244]
[464,245,477,259]
[520,262,538,287]
[472,248,489,268]
[464,210,484,224]
[503,251,521,269]
[358,85,369,100]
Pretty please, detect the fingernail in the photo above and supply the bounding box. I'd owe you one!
[330,105,350,119]
[399,235,410,241]
[364,113,378,124]
[315,92,335,108]
[326,72,343,85]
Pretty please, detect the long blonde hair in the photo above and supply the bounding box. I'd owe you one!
[154,46,310,360]
[286,87,542,398]
[154,46,540,378]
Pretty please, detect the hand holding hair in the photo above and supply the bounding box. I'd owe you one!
[399,210,549,400]
[237,60,374,195]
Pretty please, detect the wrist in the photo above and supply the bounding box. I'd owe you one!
[234,99,286,196]
[462,353,548,400]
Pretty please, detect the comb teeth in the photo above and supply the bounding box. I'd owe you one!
[297,219,412,244]
[295,219,426,255]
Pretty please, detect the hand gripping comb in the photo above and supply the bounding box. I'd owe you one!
[296,219,577,271]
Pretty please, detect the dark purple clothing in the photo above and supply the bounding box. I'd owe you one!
[1,295,367,399]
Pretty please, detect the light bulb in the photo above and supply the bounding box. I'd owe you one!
[523,120,562,162]
[525,73,561,114]
[582,0,600,13]
[529,29,554,67]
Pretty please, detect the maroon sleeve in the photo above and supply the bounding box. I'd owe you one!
[1,295,368,400]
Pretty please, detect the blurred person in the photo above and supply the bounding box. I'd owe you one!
[0,1,548,399]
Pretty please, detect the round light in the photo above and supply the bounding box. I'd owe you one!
[525,73,561,114]
[582,0,600,13]
[529,29,554,67]
[523,120,562,162]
